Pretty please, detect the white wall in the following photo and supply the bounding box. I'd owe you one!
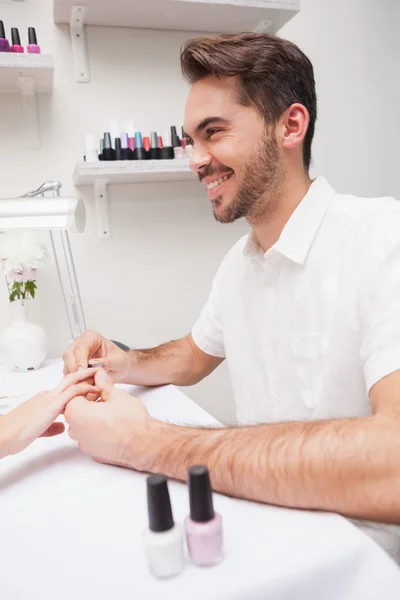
[0,0,398,424]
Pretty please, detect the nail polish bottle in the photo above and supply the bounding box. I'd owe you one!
[174,146,185,159]
[158,135,164,150]
[149,131,161,160]
[185,143,194,158]
[0,21,10,52]
[171,125,180,148]
[161,129,174,160]
[127,122,136,157]
[84,133,99,162]
[143,475,184,579]
[114,137,123,160]
[27,27,40,54]
[102,132,116,161]
[143,136,151,156]
[133,132,147,160]
[128,136,135,154]
[121,133,132,160]
[11,28,24,53]
[185,465,223,567]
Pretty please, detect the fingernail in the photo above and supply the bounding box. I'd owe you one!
[78,366,84,371]
[89,360,105,368]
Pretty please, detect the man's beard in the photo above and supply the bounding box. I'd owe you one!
[211,132,284,224]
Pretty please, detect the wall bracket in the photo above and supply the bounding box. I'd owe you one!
[70,4,90,82]
[18,76,40,150]
[93,179,111,239]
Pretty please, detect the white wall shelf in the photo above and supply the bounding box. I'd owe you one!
[0,54,54,149]
[54,0,299,82]
[73,159,197,239]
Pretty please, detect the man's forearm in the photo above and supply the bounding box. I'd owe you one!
[125,338,202,387]
[144,414,400,523]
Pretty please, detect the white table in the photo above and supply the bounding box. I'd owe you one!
[0,359,399,600]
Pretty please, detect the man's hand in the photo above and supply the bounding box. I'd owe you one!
[64,370,155,469]
[62,330,132,384]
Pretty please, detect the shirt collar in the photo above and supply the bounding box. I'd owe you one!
[243,176,336,266]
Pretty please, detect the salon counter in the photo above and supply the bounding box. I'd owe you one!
[0,358,399,600]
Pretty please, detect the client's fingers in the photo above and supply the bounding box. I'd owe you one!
[56,368,101,394]
[60,383,100,407]
[40,422,65,437]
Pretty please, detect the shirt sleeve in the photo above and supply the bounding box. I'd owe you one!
[360,212,400,393]
[191,267,226,359]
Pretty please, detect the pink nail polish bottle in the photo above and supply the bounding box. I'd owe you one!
[11,28,23,53]
[27,27,41,54]
[185,465,223,567]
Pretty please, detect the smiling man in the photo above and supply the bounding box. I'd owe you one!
[63,33,400,561]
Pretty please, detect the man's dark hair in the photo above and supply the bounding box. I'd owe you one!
[181,32,317,171]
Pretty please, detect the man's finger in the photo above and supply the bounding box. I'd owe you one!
[64,395,94,424]
[94,370,115,402]
[40,422,65,437]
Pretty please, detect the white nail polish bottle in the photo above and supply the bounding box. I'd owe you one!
[143,475,184,579]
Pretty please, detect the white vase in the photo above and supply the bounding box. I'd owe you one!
[0,300,48,371]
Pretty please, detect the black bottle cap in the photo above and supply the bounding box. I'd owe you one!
[171,126,180,148]
[121,148,131,160]
[149,147,161,160]
[0,21,6,40]
[133,147,147,160]
[160,146,174,160]
[147,475,174,533]
[11,28,21,46]
[102,147,116,161]
[114,137,122,160]
[28,27,37,45]
[188,465,215,523]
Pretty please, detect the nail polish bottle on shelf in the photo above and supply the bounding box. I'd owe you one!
[149,131,161,160]
[102,132,116,161]
[133,132,147,160]
[27,27,40,54]
[121,133,132,160]
[185,143,193,158]
[0,21,10,52]
[160,129,174,160]
[174,146,185,159]
[84,133,99,162]
[143,475,184,579]
[171,125,180,148]
[185,465,223,567]
[143,136,151,159]
[114,137,123,160]
[10,28,23,53]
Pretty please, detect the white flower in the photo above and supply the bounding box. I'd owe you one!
[0,232,47,282]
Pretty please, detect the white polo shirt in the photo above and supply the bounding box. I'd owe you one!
[192,175,400,561]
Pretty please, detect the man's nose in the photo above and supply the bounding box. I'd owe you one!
[189,144,212,174]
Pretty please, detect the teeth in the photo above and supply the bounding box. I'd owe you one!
[206,174,232,190]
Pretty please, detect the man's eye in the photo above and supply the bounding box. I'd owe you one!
[206,129,220,139]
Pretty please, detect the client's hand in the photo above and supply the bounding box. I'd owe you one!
[65,370,152,470]
[1,368,100,458]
